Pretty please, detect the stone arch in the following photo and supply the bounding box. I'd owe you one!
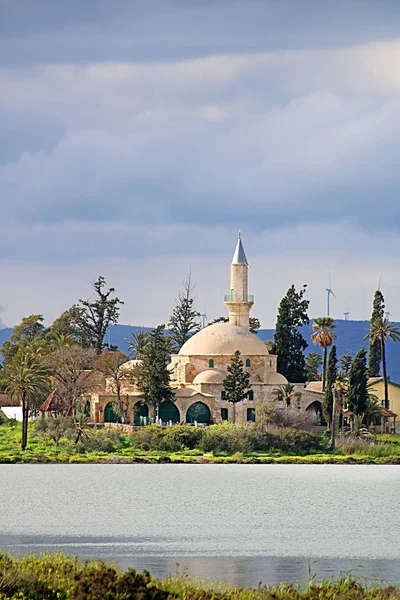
[134,401,149,425]
[306,400,324,425]
[159,401,180,424]
[186,401,211,424]
[104,402,120,423]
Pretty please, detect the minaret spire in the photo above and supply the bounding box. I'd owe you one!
[224,233,254,329]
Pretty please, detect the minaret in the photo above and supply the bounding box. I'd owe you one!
[224,232,254,329]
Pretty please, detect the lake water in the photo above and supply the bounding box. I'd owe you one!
[0,464,399,588]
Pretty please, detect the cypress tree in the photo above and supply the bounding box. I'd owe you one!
[223,350,252,424]
[347,348,368,416]
[368,290,385,377]
[271,285,310,383]
[323,345,337,426]
[137,325,174,420]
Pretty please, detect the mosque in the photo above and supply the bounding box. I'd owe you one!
[76,235,323,426]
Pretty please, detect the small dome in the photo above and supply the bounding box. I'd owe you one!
[179,323,269,356]
[265,371,288,385]
[193,369,224,384]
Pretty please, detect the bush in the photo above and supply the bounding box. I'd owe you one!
[131,425,202,452]
[76,428,126,453]
[199,423,326,454]
[0,410,7,425]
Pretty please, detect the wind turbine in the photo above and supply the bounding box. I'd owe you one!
[343,312,350,321]
[385,311,391,320]
[200,313,208,328]
[326,275,336,317]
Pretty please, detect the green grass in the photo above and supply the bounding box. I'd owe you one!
[1,423,400,464]
[0,552,399,599]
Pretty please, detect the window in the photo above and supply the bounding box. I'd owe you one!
[269,359,272,368]
[221,408,228,421]
[221,391,227,400]
[209,358,214,368]
[245,358,251,368]
[247,408,255,422]
[247,390,254,401]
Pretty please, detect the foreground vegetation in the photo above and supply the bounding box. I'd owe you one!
[0,552,399,599]
[1,420,400,464]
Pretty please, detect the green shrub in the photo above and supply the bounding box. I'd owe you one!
[76,428,125,454]
[131,425,202,452]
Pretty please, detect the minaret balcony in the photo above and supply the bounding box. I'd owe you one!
[224,294,254,302]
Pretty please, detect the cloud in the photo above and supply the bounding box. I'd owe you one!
[2,42,400,241]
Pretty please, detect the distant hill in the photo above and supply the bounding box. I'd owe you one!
[1,320,399,381]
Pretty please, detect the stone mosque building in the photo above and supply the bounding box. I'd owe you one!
[81,235,323,426]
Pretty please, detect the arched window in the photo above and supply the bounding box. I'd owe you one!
[269,359,272,368]
[247,390,254,401]
[245,358,251,368]
[221,391,227,400]
[247,408,255,422]
[209,358,214,368]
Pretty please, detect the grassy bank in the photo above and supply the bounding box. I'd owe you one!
[1,421,400,464]
[0,552,399,599]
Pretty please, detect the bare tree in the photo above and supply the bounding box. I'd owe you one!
[44,345,96,416]
[94,350,130,423]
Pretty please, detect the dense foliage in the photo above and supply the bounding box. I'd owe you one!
[223,351,252,423]
[272,285,310,383]
[368,290,385,377]
[347,348,369,416]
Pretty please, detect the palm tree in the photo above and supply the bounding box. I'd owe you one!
[272,383,302,423]
[364,394,383,428]
[364,317,400,409]
[311,317,337,391]
[331,373,348,450]
[126,331,150,359]
[5,354,49,450]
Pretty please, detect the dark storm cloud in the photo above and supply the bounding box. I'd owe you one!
[1,0,400,66]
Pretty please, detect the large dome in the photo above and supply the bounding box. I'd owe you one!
[193,369,224,384]
[179,323,269,356]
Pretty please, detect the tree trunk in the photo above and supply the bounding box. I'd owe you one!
[322,346,328,392]
[21,394,28,451]
[381,337,389,410]
[330,390,337,450]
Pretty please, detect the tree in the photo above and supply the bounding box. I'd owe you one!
[136,325,174,420]
[74,276,124,354]
[347,348,368,417]
[272,383,302,422]
[272,285,309,382]
[44,345,96,416]
[249,317,260,334]
[94,350,130,423]
[364,317,400,409]
[311,317,336,391]
[223,350,252,424]
[323,345,337,427]
[168,274,200,351]
[305,352,322,381]
[339,353,352,376]
[1,314,46,364]
[46,306,87,345]
[368,290,385,377]
[5,353,49,450]
[126,330,150,359]
[208,316,261,334]
[364,394,383,427]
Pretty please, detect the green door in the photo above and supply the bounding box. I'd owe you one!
[247,408,255,422]
[159,401,180,424]
[104,402,120,423]
[134,402,149,425]
[186,402,211,424]
[85,401,91,418]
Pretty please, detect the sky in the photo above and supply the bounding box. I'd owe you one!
[1,0,400,328]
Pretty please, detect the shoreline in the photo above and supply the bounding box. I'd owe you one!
[1,453,399,464]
